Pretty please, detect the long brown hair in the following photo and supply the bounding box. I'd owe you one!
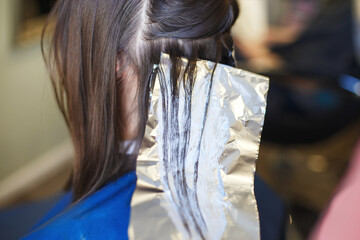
[42,0,239,202]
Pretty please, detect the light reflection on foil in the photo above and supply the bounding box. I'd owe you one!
[129,54,269,240]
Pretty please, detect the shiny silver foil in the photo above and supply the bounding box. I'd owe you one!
[129,54,269,240]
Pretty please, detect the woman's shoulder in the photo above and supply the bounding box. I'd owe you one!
[22,171,137,240]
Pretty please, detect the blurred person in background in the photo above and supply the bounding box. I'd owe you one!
[309,1,360,239]
[233,0,360,144]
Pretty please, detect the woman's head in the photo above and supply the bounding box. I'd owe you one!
[43,0,239,201]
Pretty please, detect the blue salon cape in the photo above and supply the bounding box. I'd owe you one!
[21,171,285,240]
[22,171,137,240]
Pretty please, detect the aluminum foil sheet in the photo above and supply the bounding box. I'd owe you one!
[129,53,269,240]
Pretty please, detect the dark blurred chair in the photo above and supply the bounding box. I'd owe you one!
[0,193,65,240]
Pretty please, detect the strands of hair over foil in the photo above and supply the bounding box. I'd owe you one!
[42,0,239,205]
[157,54,220,238]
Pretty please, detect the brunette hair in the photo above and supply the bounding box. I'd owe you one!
[42,0,239,202]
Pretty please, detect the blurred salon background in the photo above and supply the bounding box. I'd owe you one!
[0,0,360,239]
[233,0,360,239]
